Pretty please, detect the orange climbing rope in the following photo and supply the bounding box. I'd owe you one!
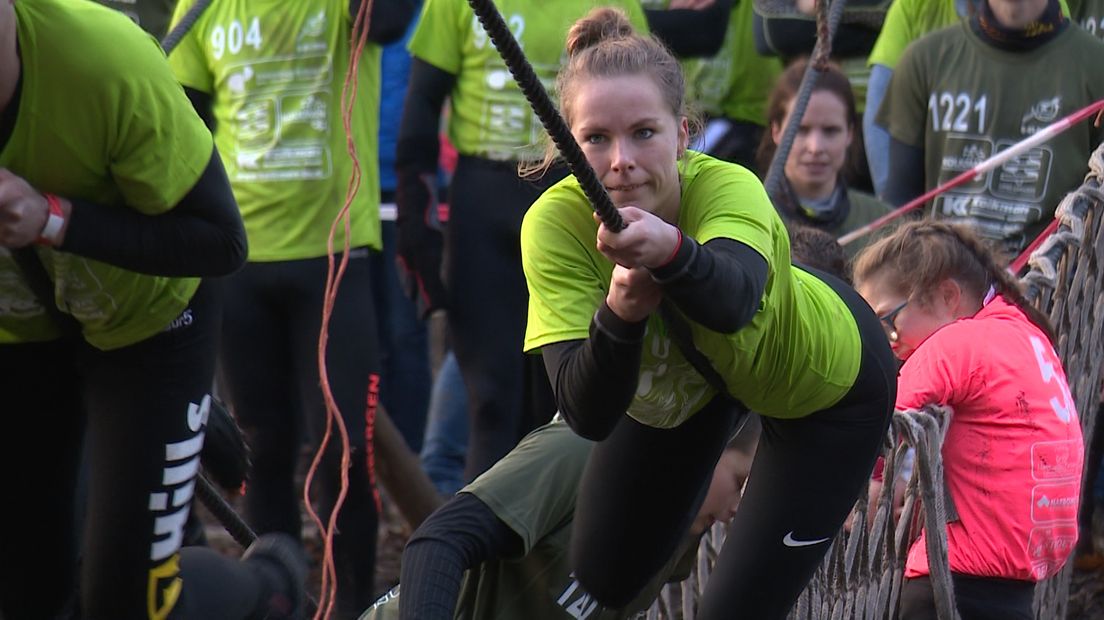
[301,1,376,618]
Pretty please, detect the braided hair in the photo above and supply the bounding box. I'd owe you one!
[852,220,1056,344]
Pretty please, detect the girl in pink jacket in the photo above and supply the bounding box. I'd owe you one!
[853,220,1083,620]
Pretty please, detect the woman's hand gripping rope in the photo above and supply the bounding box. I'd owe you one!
[595,206,681,269]
[596,206,678,322]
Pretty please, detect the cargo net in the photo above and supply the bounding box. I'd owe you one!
[643,142,1104,620]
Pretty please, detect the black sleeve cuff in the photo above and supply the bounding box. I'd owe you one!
[645,237,768,334]
[593,300,648,344]
[648,233,699,284]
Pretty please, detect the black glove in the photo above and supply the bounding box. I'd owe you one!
[396,168,447,319]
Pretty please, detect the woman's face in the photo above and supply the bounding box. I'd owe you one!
[772,90,852,200]
[692,448,750,535]
[855,270,959,361]
[570,74,689,223]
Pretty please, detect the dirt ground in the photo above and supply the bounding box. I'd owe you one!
[194,316,440,605]
[195,485,412,602]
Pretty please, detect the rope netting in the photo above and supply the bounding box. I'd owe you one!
[1024,141,1104,620]
[644,142,1104,619]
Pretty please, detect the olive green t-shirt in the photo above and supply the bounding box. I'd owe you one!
[407,0,649,161]
[169,0,382,260]
[841,189,894,257]
[878,22,1104,254]
[781,184,893,259]
[0,0,210,350]
[359,421,697,620]
[95,0,178,38]
[522,152,861,426]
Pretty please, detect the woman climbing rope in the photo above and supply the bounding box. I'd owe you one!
[519,8,897,618]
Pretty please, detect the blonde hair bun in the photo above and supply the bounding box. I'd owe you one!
[565,7,635,57]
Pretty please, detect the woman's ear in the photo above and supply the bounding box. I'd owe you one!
[770,121,783,147]
[678,116,690,155]
[936,278,966,317]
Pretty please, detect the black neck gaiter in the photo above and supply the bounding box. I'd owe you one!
[970,0,1067,51]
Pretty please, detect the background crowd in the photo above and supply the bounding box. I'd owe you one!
[1,0,1102,618]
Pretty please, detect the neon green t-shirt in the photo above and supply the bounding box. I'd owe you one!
[169,0,382,261]
[408,0,650,161]
[522,152,861,426]
[683,0,782,124]
[637,0,762,120]
[878,22,1104,254]
[0,0,210,351]
[867,0,964,70]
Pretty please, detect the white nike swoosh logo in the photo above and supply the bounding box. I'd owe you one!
[782,531,830,547]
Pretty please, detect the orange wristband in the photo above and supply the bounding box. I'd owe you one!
[36,194,65,246]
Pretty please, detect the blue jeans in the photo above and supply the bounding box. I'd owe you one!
[419,351,469,496]
[371,221,432,453]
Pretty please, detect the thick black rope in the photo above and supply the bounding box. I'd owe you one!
[194,476,321,613]
[160,0,216,55]
[195,473,257,548]
[465,0,625,232]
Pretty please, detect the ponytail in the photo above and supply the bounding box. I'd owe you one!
[942,225,1057,344]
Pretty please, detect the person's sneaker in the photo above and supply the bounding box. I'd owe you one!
[242,533,308,619]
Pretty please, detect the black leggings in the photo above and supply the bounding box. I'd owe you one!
[446,156,564,480]
[571,270,897,619]
[219,251,380,612]
[899,574,1035,620]
[0,281,277,619]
